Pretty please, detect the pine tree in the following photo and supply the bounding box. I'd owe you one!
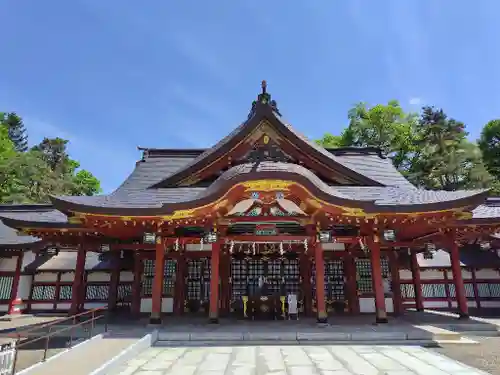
[1,112,28,152]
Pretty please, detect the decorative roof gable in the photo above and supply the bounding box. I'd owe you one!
[151,81,382,188]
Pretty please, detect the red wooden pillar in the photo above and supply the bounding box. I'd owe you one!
[131,254,142,318]
[314,241,327,323]
[209,241,221,323]
[108,251,121,312]
[150,237,165,325]
[344,252,359,314]
[70,240,86,315]
[369,235,388,323]
[8,253,23,314]
[448,232,469,319]
[219,248,231,316]
[410,250,424,311]
[389,251,402,315]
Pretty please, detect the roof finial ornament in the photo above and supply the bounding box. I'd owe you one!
[248,80,281,119]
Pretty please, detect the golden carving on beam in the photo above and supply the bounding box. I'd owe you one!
[454,211,473,220]
[179,173,201,186]
[161,209,196,221]
[242,180,293,192]
[263,135,270,144]
[306,198,321,209]
[214,199,229,210]
[68,216,83,224]
[341,207,366,217]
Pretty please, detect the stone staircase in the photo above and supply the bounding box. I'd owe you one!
[154,323,472,347]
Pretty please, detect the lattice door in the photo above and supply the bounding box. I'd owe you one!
[247,259,265,296]
[266,259,283,295]
[186,258,211,303]
[326,260,345,301]
[231,258,248,301]
[311,260,345,301]
[355,256,391,294]
[283,259,300,296]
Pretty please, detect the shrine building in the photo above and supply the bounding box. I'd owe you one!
[1,82,500,324]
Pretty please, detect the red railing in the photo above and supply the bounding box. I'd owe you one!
[5,307,108,374]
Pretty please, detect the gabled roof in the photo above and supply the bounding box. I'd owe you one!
[24,251,116,272]
[150,95,382,188]
[0,205,46,249]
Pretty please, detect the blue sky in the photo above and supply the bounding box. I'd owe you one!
[1,1,499,193]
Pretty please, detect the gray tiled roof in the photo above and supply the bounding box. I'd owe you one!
[332,152,414,188]
[0,220,39,247]
[0,209,68,223]
[49,175,484,210]
[415,248,500,268]
[25,251,113,271]
[57,187,206,208]
[335,186,486,205]
[472,203,500,219]
[113,155,196,193]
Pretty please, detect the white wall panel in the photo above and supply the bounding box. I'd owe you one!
[34,273,57,282]
[86,272,110,282]
[119,271,134,282]
[0,257,17,272]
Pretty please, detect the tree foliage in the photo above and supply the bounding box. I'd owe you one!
[316,102,499,194]
[0,114,102,204]
[0,112,28,152]
[479,119,500,181]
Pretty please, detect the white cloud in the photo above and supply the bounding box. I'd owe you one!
[408,97,422,106]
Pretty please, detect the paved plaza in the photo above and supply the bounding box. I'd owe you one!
[108,344,491,375]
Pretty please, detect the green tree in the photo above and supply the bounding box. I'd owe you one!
[31,137,70,173]
[0,112,28,152]
[478,119,500,180]
[315,133,346,148]
[0,118,102,203]
[316,101,418,173]
[0,123,15,159]
[0,150,63,203]
[31,137,102,197]
[408,107,491,190]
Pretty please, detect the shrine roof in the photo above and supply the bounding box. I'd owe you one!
[414,247,500,268]
[24,251,116,272]
[0,205,48,248]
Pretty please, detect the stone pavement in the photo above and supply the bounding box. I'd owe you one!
[108,344,491,375]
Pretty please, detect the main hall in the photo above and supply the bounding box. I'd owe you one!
[1,82,500,325]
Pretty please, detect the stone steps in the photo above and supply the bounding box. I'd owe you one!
[154,325,471,345]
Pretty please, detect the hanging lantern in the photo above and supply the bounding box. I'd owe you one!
[174,238,179,252]
[143,232,156,244]
[229,241,234,254]
[480,242,491,250]
[303,239,308,253]
[318,231,332,243]
[423,242,436,259]
[252,242,256,255]
[383,230,396,242]
[279,242,284,256]
[204,231,218,244]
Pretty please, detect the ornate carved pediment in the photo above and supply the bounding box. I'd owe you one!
[226,192,307,217]
[241,138,294,164]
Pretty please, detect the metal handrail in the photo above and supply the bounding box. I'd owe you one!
[4,307,107,340]
[9,308,108,374]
